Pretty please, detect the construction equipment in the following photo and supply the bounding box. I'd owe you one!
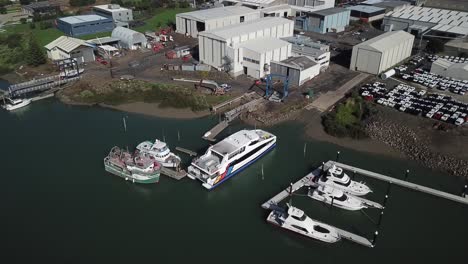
[265,73,289,100]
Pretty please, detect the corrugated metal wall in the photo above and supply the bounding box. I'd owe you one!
[270,62,301,86]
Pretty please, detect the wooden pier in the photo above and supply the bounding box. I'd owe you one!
[175,147,197,157]
[331,161,468,205]
[160,167,187,180]
[202,120,228,142]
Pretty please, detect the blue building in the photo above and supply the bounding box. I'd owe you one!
[295,7,350,34]
[57,15,114,37]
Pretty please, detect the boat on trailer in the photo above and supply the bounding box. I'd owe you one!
[267,205,341,243]
[136,139,181,168]
[318,164,372,196]
[187,129,276,190]
[104,146,161,184]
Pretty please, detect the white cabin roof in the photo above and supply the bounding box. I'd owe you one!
[287,206,305,218]
[152,140,166,149]
[211,130,260,155]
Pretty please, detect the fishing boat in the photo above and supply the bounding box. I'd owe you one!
[308,185,367,211]
[3,97,31,111]
[267,205,341,243]
[318,164,372,196]
[187,129,276,190]
[136,139,181,168]
[104,146,161,183]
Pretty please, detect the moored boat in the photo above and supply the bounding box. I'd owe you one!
[308,185,367,211]
[267,205,341,243]
[318,164,372,196]
[3,97,31,111]
[187,129,276,190]
[136,139,181,168]
[104,146,161,183]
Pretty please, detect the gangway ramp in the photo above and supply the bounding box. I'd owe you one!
[202,120,228,142]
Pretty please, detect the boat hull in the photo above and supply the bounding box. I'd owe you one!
[104,164,160,184]
[4,99,31,111]
[192,141,276,190]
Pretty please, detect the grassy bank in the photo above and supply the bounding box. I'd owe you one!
[65,80,231,111]
[322,91,376,139]
[133,7,192,33]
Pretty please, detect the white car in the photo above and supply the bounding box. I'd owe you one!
[455,118,465,126]
[441,114,450,121]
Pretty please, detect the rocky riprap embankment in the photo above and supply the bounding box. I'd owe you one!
[365,119,468,178]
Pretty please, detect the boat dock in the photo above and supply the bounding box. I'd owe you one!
[332,161,468,205]
[211,91,257,113]
[160,167,187,180]
[202,120,228,142]
[261,165,374,248]
[175,147,197,157]
[224,97,264,122]
[1,75,81,99]
[31,92,55,102]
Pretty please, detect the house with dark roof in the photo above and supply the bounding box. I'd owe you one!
[22,1,60,17]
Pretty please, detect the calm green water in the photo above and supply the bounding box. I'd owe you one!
[1,90,467,263]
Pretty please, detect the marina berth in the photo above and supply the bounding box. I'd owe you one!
[308,185,367,211]
[136,139,181,168]
[104,146,161,184]
[187,129,276,190]
[267,205,341,244]
[318,164,372,196]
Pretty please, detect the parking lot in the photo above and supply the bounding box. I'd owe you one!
[395,54,468,96]
[360,81,468,126]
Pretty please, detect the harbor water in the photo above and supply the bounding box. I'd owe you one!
[1,81,467,263]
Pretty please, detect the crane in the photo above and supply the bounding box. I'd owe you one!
[265,73,289,99]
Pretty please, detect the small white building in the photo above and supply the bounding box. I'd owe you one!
[176,6,261,38]
[431,59,468,80]
[94,4,133,22]
[112,27,147,50]
[271,56,321,86]
[350,30,414,75]
[198,17,294,77]
[44,36,95,63]
[282,35,330,70]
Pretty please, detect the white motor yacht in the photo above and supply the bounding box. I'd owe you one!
[136,139,181,168]
[309,185,367,211]
[267,205,341,243]
[187,129,276,190]
[3,97,31,111]
[318,165,372,196]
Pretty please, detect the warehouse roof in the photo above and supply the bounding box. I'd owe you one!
[94,4,131,12]
[433,58,454,69]
[346,5,386,13]
[112,26,145,41]
[86,36,121,45]
[44,36,93,52]
[238,37,290,53]
[223,0,277,7]
[445,38,468,50]
[356,30,414,52]
[386,6,468,35]
[372,1,409,8]
[312,7,350,17]
[176,6,259,21]
[199,17,292,41]
[260,4,292,13]
[273,56,317,70]
[59,15,110,24]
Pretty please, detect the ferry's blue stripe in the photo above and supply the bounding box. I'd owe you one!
[209,143,276,190]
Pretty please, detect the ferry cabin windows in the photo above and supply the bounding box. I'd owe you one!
[228,146,246,160]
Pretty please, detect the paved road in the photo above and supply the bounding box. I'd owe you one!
[306,73,370,112]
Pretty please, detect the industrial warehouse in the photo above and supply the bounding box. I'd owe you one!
[350,30,415,75]
[294,7,350,33]
[175,6,261,37]
[57,15,114,37]
[198,17,294,78]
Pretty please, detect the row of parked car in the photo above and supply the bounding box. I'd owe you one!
[360,82,468,126]
[428,54,468,64]
[400,68,468,95]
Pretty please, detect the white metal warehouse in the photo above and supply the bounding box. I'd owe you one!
[198,17,294,78]
[175,6,260,38]
[349,30,415,75]
[111,26,147,50]
[431,59,468,80]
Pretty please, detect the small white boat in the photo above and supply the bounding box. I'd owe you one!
[318,165,372,196]
[3,97,31,111]
[267,205,341,244]
[136,139,181,168]
[308,185,367,211]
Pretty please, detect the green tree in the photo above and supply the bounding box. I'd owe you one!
[29,22,36,29]
[19,0,31,5]
[0,6,6,14]
[26,36,46,66]
[20,18,27,24]
[179,1,189,8]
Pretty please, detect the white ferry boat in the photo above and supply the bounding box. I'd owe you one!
[308,185,367,211]
[318,165,372,196]
[267,205,341,243]
[187,129,276,190]
[3,97,31,111]
[136,139,181,168]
